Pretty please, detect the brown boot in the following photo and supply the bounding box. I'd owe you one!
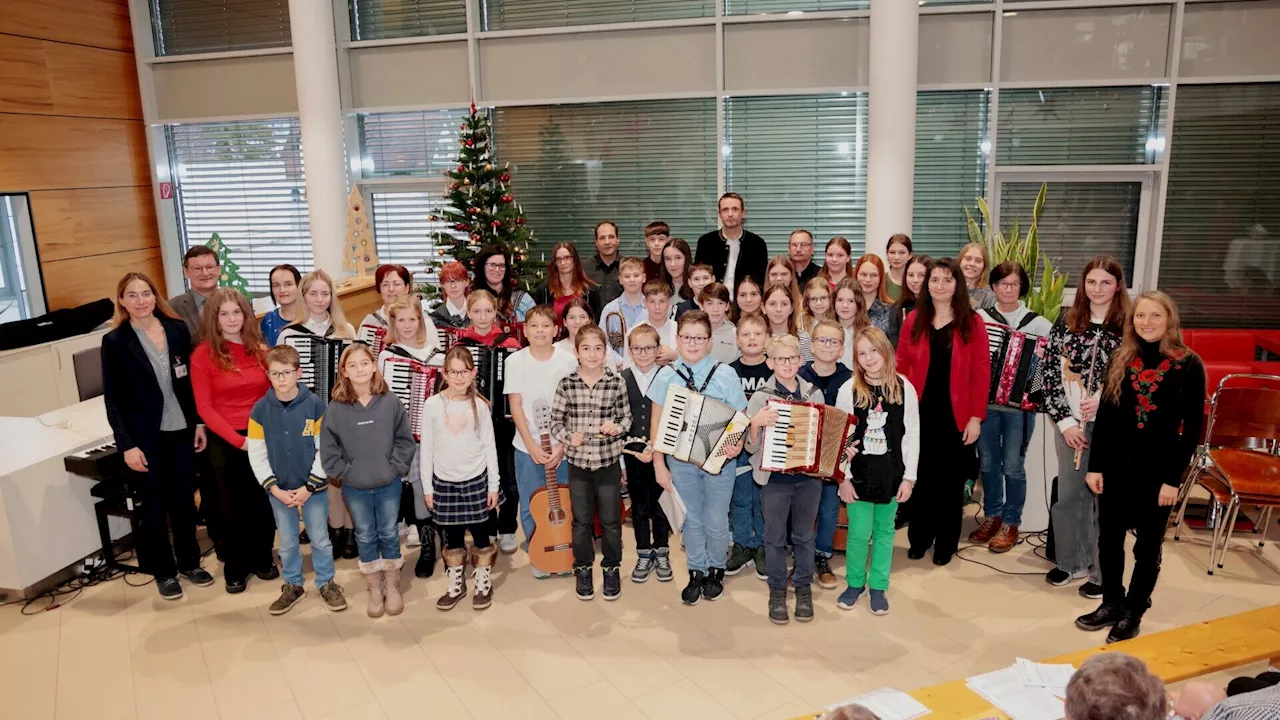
[988,525,1019,553]
[471,544,498,610]
[437,548,467,611]
[968,516,1003,544]
[383,558,406,616]
[360,559,386,618]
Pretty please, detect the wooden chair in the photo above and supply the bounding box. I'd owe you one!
[1173,374,1280,574]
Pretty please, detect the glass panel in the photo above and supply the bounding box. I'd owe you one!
[915,91,990,258]
[483,0,714,31]
[724,0,866,14]
[358,109,468,179]
[350,0,467,41]
[997,86,1166,166]
[1000,181,1139,283]
[150,0,291,56]
[999,6,1171,83]
[371,191,455,286]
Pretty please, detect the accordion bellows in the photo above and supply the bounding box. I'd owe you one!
[759,399,858,482]
[985,323,1049,411]
[652,386,750,474]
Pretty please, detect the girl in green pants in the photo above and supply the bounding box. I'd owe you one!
[833,327,920,615]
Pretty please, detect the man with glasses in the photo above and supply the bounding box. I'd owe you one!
[695,193,767,292]
[789,229,821,286]
[585,221,623,309]
[169,246,221,346]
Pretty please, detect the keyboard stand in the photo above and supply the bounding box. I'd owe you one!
[90,480,150,576]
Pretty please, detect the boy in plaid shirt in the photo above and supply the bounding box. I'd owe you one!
[550,324,632,602]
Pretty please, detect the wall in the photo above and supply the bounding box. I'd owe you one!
[0,0,161,310]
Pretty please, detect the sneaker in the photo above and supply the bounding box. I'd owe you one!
[752,546,767,580]
[531,565,551,579]
[575,566,595,600]
[602,567,621,601]
[225,576,247,594]
[654,548,673,582]
[681,570,705,606]
[269,583,306,615]
[318,581,347,612]
[632,552,655,583]
[157,576,183,600]
[814,555,838,589]
[405,523,421,548]
[837,586,864,610]
[499,533,519,554]
[768,588,789,625]
[1076,603,1125,631]
[254,565,280,581]
[1106,612,1141,643]
[968,516,1003,544]
[1078,582,1104,600]
[179,567,214,587]
[868,589,889,615]
[724,544,753,576]
[1046,567,1087,586]
[703,567,725,601]
[794,586,814,622]
[988,524,1019,553]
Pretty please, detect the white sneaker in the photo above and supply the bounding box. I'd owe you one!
[531,565,551,579]
[405,525,421,548]
[499,533,518,554]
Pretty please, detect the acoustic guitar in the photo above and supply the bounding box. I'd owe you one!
[527,400,575,575]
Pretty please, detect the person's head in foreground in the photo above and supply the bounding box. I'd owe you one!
[1172,680,1227,720]
[1065,653,1167,720]
[820,704,879,720]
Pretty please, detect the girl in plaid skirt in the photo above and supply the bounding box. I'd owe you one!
[421,346,503,611]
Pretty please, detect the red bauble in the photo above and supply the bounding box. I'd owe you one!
[454,223,466,231]
[465,140,474,147]
[499,173,511,182]
[490,220,501,228]
[501,195,513,203]
[467,207,479,215]
[457,164,465,172]
[516,217,525,226]
[470,233,480,241]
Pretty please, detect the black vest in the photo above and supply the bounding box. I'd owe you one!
[622,368,653,439]
[849,385,908,504]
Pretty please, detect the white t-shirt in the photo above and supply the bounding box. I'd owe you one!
[709,320,739,363]
[419,394,500,489]
[625,318,678,367]
[504,344,579,454]
[724,237,742,293]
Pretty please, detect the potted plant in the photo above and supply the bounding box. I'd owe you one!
[963,183,1068,322]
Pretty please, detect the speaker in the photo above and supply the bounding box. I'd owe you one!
[1045,475,1059,564]
[0,298,113,351]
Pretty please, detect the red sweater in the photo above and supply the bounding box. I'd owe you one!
[895,310,990,433]
[191,341,269,448]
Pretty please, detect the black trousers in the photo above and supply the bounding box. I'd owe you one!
[443,523,491,551]
[1227,672,1280,697]
[133,429,202,578]
[1098,478,1174,615]
[488,419,519,535]
[624,454,669,551]
[907,431,969,558]
[206,431,276,580]
[569,462,623,568]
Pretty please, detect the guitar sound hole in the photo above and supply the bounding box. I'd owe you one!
[549,508,568,525]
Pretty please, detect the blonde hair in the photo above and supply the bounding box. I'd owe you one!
[618,256,645,274]
[736,312,768,333]
[812,319,845,345]
[112,272,178,328]
[299,269,354,339]
[800,276,834,333]
[387,295,427,347]
[330,343,389,404]
[958,242,990,288]
[765,333,800,357]
[442,345,486,430]
[466,288,498,313]
[628,323,660,346]
[849,327,903,407]
[1103,290,1195,404]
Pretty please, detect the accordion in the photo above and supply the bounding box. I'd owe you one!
[383,354,439,441]
[282,333,355,404]
[454,340,515,420]
[985,322,1049,411]
[759,399,858,481]
[357,322,389,356]
[652,385,751,474]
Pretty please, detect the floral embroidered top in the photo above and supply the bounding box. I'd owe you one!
[1040,315,1124,433]
[1088,339,1206,487]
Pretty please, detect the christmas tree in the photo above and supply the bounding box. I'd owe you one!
[424,103,539,299]
[205,233,249,296]
[344,185,378,278]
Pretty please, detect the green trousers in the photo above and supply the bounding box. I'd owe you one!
[845,499,897,591]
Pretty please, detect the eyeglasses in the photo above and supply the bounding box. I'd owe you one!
[678,334,709,345]
[268,369,296,380]
[815,337,842,348]
[789,241,813,249]
[446,369,473,378]
[995,280,1021,290]
[555,255,574,264]
[484,261,506,270]
[770,355,802,365]
[379,281,405,291]
[631,345,658,355]
[187,264,218,274]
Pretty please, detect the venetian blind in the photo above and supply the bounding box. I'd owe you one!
[358,109,468,179]
[482,0,714,31]
[150,0,291,56]
[349,0,467,41]
[997,86,1166,166]
[914,90,990,258]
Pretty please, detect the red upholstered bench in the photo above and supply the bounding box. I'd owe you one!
[1183,329,1257,362]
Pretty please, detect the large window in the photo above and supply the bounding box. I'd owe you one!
[369,191,453,285]
[1162,83,1280,329]
[492,99,717,259]
[167,119,313,294]
[350,0,466,42]
[358,110,469,179]
[150,0,291,56]
[0,196,42,323]
[915,90,989,257]
[1001,180,1141,282]
[997,86,1166,166]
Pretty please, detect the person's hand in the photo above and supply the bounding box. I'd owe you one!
[637,450,653,463]
[486,491,500,511]
[654,463,673,492]
[844,440,861,461]
[962,417,982,445]
[424,493,434,511]
[723,435,745,459]
[570,431,585,447]
[528,442,551,466]
[896,480,914,503]
[658,346,678,365]
[547,443,565,469]
[751,404,779,429]
[293,487,312,508]
[1158,483,1179,507]
[1063,425,1087,451]
[1079,395,1099,423]
[193,425,207,452]
[270,486,294,505]
[1086,472,1104,495]
[123,447,148,473]
[838,480,857,503]
[600,421,622,437]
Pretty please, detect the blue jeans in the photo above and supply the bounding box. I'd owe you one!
[979,408,1034,526]
[269,490,335,587]
[669,457,736,573]
[815,482,841,557]
[515,448,569,543]
[730,457,764,549]
[344,481,402,565]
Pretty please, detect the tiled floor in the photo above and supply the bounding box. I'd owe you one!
[3,508,1278,720]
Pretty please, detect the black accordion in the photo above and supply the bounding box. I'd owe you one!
[282,332,356,404]
[453,340,514,420]
[382,352,440,441]
[984,322,1048,412]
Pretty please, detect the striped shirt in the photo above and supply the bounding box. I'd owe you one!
[1204,685,1280,720]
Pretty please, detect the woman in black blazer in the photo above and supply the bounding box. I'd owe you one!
[101,272,213,600]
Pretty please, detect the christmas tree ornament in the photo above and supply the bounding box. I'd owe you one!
[204,233,249,296]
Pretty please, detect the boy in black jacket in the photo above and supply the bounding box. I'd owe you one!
[621,324,673,583]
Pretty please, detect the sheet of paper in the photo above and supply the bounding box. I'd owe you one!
[826,687,931,720]
[967,665,1065,720]
[1014,658,1075,695]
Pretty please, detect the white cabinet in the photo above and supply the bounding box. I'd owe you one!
[0,329,108,417]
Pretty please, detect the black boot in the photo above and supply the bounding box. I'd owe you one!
[682,570,705,606]
[1106,611,1142,643]
[415,524,437,578]
[1076,602,1126,631]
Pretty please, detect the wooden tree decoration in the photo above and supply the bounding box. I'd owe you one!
[344,185,378,277]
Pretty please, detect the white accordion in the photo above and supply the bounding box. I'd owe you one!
[651,385,750,474]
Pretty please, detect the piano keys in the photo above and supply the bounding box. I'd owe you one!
[453,341,515,420]
[651,385,750,474]
[382,354,439,441]
[759,399,858,481]
[282,333,354,404]
[357,322,390,356]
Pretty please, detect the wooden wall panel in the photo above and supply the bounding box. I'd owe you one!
[41,247,165,309]
[30,187,158,262]
[0,35,142,119]
[0,0,133,52]
[0,114,149,192]
[0,34,52,113]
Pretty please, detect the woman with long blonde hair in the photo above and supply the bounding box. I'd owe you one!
[1075,291,1204,643]
[957,242,994,310]
[277,269,355,345]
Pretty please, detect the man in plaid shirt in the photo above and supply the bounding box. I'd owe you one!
[550,325,632,602]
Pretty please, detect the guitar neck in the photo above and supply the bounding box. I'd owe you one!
[540,433,557,486]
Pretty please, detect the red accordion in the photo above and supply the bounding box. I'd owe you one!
[382,354,439,441]
[985,323,1048,411]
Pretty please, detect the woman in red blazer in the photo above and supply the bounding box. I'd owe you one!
[895,257,990,565]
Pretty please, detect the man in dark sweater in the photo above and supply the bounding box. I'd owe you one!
[695,193,767,294]
[585,221,622,309]
[789,229,822,287]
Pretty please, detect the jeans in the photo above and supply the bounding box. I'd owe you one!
[815,483,842,557]
[1098,474,1174,614]
[625,454,669,551]
[730,457,764,549]
[207,431,276,580]
[269,490,335,587]
[134,429,201,578]
[846,500,897,591]
[979,408,1034,526]
[345,481,402,565]
[515,448,569,543]
[761,477,822,591]
[668,457,736,573]
[1049,422,1101,583]
[569,462,623,568]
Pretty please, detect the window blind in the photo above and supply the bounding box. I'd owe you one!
[492,99,717,260]
[166,119,313,294]
[150,0,291,56]
[1161,83,1280,329]
[724,0,867,14]
[350,0,466,42]
[997,86,1166,166]
[370,191,454,285]
[482,0,713,31]
[724,94,868,254]
[1000,181,1139,286]
[915,90,989,258]
[358,110,468,179]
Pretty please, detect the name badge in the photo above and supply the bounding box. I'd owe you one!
[174,363,188,379]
